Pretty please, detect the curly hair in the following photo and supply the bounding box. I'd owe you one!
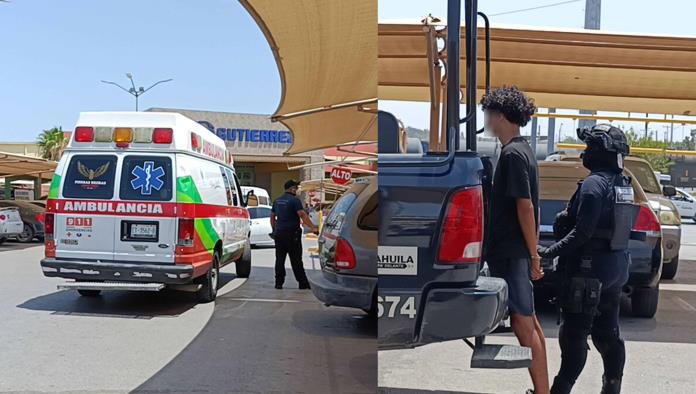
[480,86,537,127]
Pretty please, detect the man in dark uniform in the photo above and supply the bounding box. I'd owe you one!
[538,125,634,394]
[270,180,318,289]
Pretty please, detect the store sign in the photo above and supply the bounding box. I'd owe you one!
[330,167,352,185]
[197,121,292,144]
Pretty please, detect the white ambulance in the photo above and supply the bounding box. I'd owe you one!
[41,112,253,302]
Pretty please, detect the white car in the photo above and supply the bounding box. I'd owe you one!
[249,205,274,247]
[0,207,24,244]
[670,188,696,222]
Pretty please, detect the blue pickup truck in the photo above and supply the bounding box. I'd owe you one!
[377,0,531,368]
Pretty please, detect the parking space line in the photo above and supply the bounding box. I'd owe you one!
[674,296,696,312]
[660,283,696,293]
[225,297,300,303]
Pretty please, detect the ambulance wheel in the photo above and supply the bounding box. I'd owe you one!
[196,252,220,303]
[236,240,252,278]
[78,289,101,297]
[661,256,679,280]
[631,285,659,318]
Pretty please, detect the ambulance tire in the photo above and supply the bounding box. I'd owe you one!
[236,240,252,278]
[196,252,220,303]
[77,289,101,297]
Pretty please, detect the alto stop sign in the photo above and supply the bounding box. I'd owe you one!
[330,167,352,185]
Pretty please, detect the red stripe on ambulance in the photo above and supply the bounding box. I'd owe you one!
[46,199,249,219]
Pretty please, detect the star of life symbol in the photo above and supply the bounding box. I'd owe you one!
[131,161,165,195]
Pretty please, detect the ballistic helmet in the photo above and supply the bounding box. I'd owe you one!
[577,124,630,156]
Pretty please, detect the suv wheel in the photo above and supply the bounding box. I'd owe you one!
[631,285,659,318]
[16,224,35,243]
[236,240,252,278]
[196,252,220,303]
[661,255,679,280]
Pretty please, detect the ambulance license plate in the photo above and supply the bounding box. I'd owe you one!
[131,223,157,239]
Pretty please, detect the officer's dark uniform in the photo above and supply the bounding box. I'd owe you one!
[271,182,310,289]
[539,125,636,394]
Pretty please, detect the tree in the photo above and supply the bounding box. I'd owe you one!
[37,127,67,161]
[624,129,673,173]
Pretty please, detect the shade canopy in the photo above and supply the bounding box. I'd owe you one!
[0,152,56,181]
[379,22,696,115]
[241,0,377,154]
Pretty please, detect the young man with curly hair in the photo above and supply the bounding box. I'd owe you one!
[481,86,549,394]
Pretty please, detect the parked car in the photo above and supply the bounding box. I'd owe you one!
[0,207,24,244]
[669,188,696,222]
[537,161,663,318]
[309,176,377,315]
[248,205,274,247]
[0,200,45,243]
[549,154,682,280]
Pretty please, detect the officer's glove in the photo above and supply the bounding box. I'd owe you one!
[553,210,572,240]
[537,245,551,258]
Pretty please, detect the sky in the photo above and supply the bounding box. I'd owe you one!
[2,1,695,143]
[0,0,280,141]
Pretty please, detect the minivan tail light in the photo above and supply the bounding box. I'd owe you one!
[335,237,356,269]
[44,213,55,241]
[437,186,484,264]
[177,218,195,247]
[633,204,661,236]
[153,128,173,144]
[74,127,94,142]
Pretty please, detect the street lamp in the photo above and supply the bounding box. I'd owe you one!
[100,73,173,111]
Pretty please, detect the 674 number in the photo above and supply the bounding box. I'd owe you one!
[377,296,417,319]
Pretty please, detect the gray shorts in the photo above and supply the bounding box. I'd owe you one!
[488,257,535,316]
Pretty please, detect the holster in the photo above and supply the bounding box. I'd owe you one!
[560,257,602,317]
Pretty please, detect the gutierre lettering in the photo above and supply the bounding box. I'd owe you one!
[60,201,163,214]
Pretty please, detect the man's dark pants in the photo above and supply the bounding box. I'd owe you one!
[274,228,309,287]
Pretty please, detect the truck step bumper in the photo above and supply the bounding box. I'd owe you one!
[57,281,166,292]
[471,344,532,369]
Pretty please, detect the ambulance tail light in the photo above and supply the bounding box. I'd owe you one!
[153,128,173,144]
[177,218,195,247]
[74,127,94,142]
[44,213,55,241]
[335,237,356,269]
[437,186,484,264]
[633,203,661,238]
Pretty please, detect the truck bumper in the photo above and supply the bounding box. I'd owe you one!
[308,270,377,311]
[40,258,194,285]
[416,276,508,345]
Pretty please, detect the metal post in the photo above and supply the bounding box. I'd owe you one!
[33,177,42,200]
[464,0,478,151]
[578,0,601,130]
[547,108,556,155]
[531,116,538,156]
[446,0,461,151]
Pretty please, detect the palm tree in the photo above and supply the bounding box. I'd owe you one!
[37,127,67,161]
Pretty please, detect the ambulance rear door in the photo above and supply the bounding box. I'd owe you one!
[112,153,177,264]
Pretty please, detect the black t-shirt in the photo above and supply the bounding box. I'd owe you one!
[486,136,539,260]
[272,192,304,232]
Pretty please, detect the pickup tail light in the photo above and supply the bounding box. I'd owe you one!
[633,204,661,237]
[177,218,195,247]
[335,237,356,269]
[437,186,484,264]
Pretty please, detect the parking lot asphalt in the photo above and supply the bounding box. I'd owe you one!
[0,239,376,393]
[379,222,696,394]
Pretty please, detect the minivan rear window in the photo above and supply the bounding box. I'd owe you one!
[63,155,118,199]
[120,156,173,201]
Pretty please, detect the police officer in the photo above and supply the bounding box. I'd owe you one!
[270,180,318,289]
[537,125,635,394]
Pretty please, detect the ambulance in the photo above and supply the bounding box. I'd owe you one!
[40,112,253,302]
